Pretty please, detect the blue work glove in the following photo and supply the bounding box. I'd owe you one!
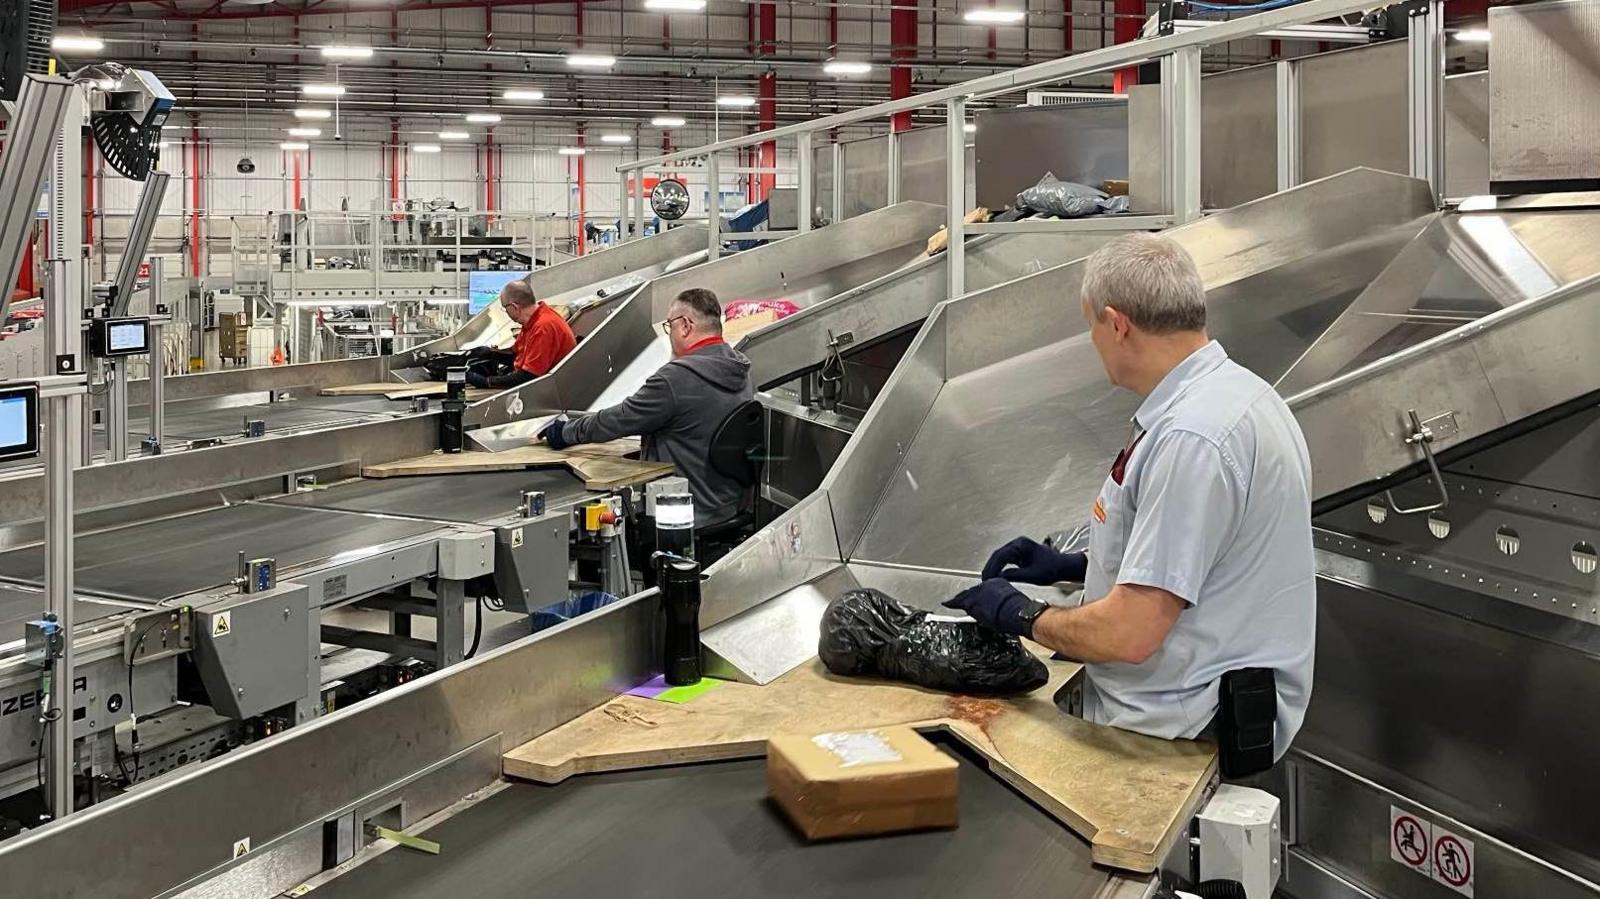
[465,370,490,389]
[943,578,1039,639]
[981,537,1087,585]
[539,418,571,451]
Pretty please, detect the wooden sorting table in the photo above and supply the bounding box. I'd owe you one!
[504,654,1218,873]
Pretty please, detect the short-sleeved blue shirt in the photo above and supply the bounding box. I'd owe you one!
[1081,340,1315,758]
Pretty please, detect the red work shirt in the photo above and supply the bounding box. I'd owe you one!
[513,302,577,376]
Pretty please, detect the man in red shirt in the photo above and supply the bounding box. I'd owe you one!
[466,279,576,389]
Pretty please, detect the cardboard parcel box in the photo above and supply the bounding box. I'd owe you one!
[767,726,959,841]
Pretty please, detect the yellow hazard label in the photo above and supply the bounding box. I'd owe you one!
[212,611,232,637]
[232,837,251,859]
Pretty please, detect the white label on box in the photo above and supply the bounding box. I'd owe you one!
[812,731,903,767]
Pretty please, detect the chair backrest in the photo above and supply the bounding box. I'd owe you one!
[708,399,766,487]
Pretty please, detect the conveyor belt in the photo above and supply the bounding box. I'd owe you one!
[0,505,440,602]
[308,750,1107,899]
[272,470,590,524]
[0,583,148,644]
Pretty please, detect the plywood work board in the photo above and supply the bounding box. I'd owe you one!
[502,655,1216,874]
[361,439,674,490]
[318,382,494,402]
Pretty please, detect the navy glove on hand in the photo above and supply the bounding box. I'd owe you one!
[465,370,489,389]
[980,536,1087,585]
[943,578,1038,639]
[539,419,571,451]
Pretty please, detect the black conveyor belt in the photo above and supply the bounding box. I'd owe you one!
[0,505,439,602]
[273,470,590,524]
[309,751,1106,899]
[126,395,409,443]
[0,583,148,643]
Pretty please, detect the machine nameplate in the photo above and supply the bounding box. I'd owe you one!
[324,574,348,601]
[1,678,86,718]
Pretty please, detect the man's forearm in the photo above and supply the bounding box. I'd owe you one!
[1028,584,1185,665]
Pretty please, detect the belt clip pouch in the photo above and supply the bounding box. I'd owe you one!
[1218,667,1276,779]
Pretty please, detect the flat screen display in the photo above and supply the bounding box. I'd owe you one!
[107,320,148,353]
[468,271,528,316]
[0,385,39,462]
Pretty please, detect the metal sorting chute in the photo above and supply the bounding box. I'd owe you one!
[701,166,1497,683]
[466,201,949,439]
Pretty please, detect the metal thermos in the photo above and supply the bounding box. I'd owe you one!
[654,492,695,560]
[655,553,702,686]
[440,367,467,454]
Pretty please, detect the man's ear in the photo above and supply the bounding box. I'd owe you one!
[1103,304,1130,340]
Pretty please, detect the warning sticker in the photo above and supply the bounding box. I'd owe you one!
[1390,806,1431,874]
[211,611,233,638]
[232,836,251,859]
[1432,827,1475,897]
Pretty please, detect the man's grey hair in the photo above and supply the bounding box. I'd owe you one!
[670,287,723,333]
[1080,232,1206,334]
[500,279,537,307]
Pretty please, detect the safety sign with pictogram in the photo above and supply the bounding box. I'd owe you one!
[1432,827,1475,897]
[1390,806,1431,873]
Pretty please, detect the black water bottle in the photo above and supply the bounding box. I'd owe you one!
[655,553,702,686]
[440,367,467,454]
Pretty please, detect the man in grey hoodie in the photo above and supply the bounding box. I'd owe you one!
[538,287,755,526]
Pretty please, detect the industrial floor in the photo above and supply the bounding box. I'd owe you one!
[308,749,1106,899]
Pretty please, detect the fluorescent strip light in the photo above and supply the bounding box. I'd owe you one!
[280,142,310,151]
[652,115,686,128]
[320,45,374,59]
[963,8,1026,23]
[645,0,707,10]
[438,131,470,140]
[287,127,322,137]
[301,84,346,97]
[286,299,386,308]
[559,147,587,156]
[503,89,546,101]
[566,53,616,68]
[466,113,502,124]
[963,122,976,134]
[717,95,755,107]
[425,298,471,306]
[52,36,105,53]
[293,108,332,120]
[601,133,631,144]
[1455,28,1490,42]
[823,60,872,75]
[414,144,442,153]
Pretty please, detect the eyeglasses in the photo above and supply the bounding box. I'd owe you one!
[658,315,688,335]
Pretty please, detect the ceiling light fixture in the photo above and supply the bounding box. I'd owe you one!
[438,130,470,140]
[652,115,686,128]
[823,60,872,75]
[503,89,546,101]
[320,45,374,59]
[566,53,617,68]
[963,8,1026,23]
[287,127,322,137]
[301,84,346,97]
[559,147,587,156]
[465,113,502,124]
[717,95,756,107]
[293,108,332,120]
[51,36,105,53]
[1455,28,1490,42]
[414,144,442,153]
[601,133,632,143]
[280,142,310,151]
[644,0,707,10]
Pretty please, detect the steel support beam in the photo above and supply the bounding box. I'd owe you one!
[705,152,722,260]
[1407,0,1446,204]
[1275,59,1301,192]
[0,77,74,326]
[796,132,814,234]
[886,132,902,206]
[945,98,967,300]
[148,257,167,453]
[111,171,172,314]
[830,141,845,225]
[1161,47,1202,224]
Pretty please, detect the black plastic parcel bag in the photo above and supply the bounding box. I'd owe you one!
[1015,173,1107,219]
[818,588,1049,695]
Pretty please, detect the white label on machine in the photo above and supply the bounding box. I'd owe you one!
[1432,827,1475,897]
[232,837,251,859]
[511,528,524,548]
[212,611,232,637]
[1390,806,1431,875]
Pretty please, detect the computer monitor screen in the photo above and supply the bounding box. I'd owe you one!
[108,320,148,354]
[0,385,39,462]
[468,271,527,316]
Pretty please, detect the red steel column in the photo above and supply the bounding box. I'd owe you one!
[190,123,203,277]
[576,129,587,255]
[891,0,918,131]
[757,3,777,201]
[84,136,95,248]
[1064,0,1074,52]
[1111,0,1142,92]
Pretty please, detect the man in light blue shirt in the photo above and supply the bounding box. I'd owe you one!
[946,232,1316,761]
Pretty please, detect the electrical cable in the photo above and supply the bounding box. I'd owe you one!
[464,594,485,660]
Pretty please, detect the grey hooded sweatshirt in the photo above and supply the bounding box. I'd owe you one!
[560,340,755,525]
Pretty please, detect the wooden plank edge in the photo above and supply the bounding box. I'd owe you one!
[1087,753,1218,874]
[503,737,770,785]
